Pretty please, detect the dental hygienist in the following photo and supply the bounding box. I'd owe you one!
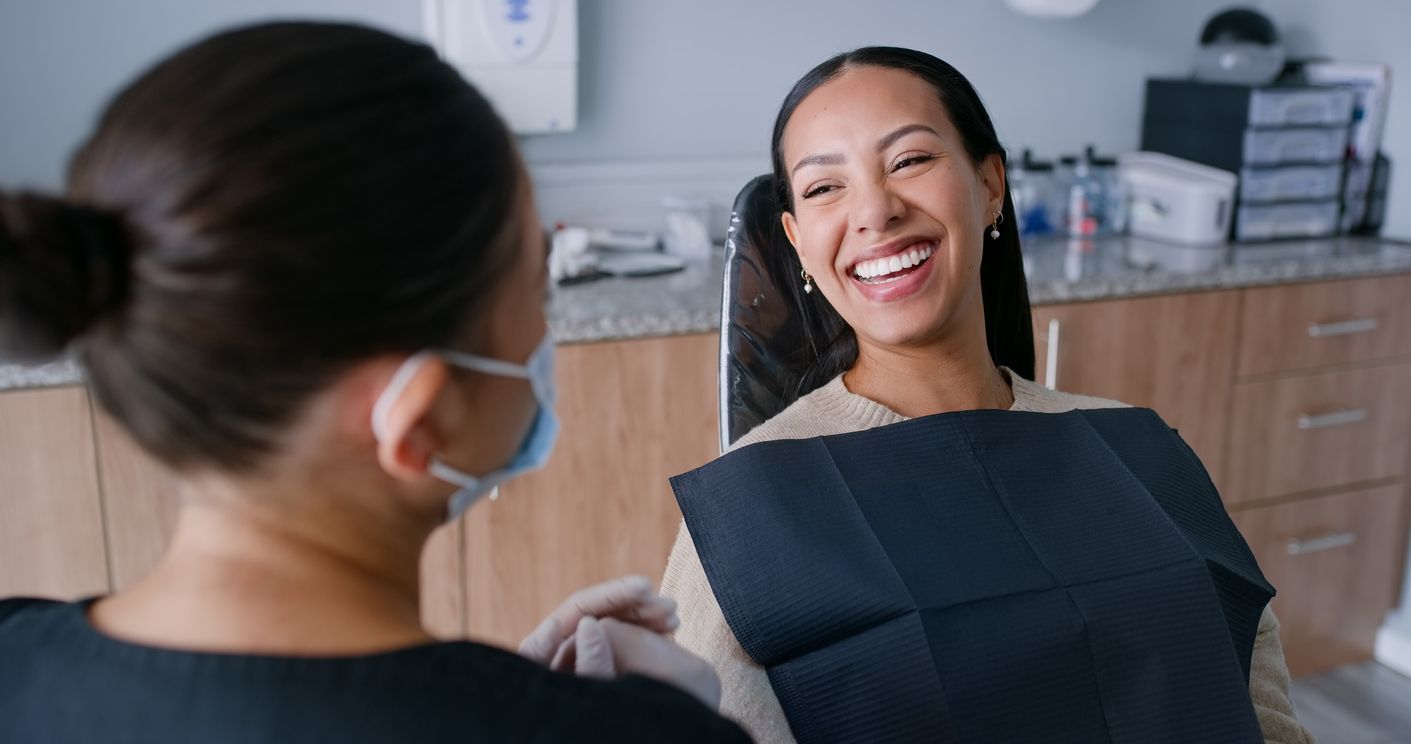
[0,21,749,744]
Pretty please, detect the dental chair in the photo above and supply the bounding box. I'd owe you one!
[716,174,813,453]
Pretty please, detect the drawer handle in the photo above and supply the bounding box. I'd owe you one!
[1307,317,1379,338]
[1287,531,1358,556]
[1297,408,1368,430]
[1043,318,1061,391]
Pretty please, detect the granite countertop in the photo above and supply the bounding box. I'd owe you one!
[5,235,1410,392]
[1022,234,1411,303]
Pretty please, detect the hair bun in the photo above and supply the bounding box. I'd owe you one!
[0,191,132,359]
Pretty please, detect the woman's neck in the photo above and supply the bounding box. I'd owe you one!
[90,479,439,656]
[844,330,1013,419]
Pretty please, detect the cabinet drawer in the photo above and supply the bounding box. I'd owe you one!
[1243,127,1349,166]
[1234,201,1339,242]
[1231,484,1408,677]
[1237,274,1411,377]
[1226,362,1411,504]
[1248,87,1356,128]
[1239,164,1344,203]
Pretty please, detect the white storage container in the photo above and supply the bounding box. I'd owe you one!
[1249,88,1356,127]
[1239,164,1344,202]
[1235,201,1340,241]
[1243,127,1349,165]
[1118,152,1237,245]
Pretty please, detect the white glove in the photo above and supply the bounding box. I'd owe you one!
[519,575,679,666]
[572,616,723,710]
[517,576,719,709]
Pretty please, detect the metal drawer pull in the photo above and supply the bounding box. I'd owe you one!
[1287,531,1358,556]
[1307,317,1378,338]
[1044,318,1061,391]
[1297,408,1368,430]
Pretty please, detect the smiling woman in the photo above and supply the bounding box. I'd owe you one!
[662,47,1316,744]
[768,50,1033,411]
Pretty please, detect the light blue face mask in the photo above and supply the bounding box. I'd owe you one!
[372,332,558,520]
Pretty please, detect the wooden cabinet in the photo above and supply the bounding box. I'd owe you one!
[1232,484,1409,677]
[0,387,109,600]
[1031,290,1240,487]
[1228,275,1411,677]
[463,333,719,647]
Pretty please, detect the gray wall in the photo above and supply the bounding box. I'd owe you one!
[1,0,1407,236]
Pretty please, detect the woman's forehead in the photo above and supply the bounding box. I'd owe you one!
[782,66,954,157]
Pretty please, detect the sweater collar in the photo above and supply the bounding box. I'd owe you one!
[814,366,1052,425]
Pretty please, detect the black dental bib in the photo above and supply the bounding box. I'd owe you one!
[672,408,1272,744]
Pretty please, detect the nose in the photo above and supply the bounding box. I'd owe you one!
[849,178,906,235]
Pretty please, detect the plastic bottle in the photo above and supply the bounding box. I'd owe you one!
[1011,149,1057,238]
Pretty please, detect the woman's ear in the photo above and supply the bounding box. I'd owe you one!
[369,354,451,482]
[979,153,1007,217]
[781,211,804,270]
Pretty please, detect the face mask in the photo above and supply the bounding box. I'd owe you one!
[372,332,558,520]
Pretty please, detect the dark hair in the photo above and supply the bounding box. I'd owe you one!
[769,47,1035,399]
[0,22,524,471]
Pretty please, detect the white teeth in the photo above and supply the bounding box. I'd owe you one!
[852,242,936,281]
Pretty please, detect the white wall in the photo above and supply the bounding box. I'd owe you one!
[1,0,1407,235]
[0,0,420,186]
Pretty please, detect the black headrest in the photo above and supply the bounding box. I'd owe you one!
[718,174,808,451]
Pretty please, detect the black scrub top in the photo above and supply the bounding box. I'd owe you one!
[0,597,751,743]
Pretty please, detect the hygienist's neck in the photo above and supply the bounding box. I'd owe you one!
[92,474,439,655]
[844,322,1012,419]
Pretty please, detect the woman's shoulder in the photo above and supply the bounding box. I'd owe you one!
[1005,370,1131,414]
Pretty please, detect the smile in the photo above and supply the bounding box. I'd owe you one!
[850,241,937,284]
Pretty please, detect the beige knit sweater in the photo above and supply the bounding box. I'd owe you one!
[662,369,1315,744]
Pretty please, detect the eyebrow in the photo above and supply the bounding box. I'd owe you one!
[790,152,844,177]
[789,123,943,177]
[876,123,940,152]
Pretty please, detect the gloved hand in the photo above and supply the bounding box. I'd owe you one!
[518,576,719,709]
[519,575,679,666]
[571,615,723,710]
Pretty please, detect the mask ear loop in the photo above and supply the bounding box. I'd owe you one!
[371,351,437,444]
[431,350,526,504]
[438,348,532,378]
